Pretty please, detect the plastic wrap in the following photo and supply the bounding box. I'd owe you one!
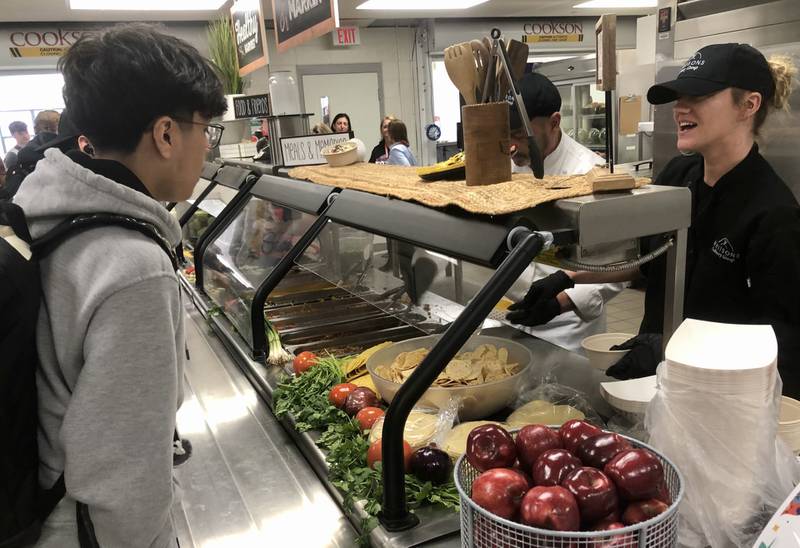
[508,375,605,428]
[369,403,458,451]
[645,363,800,548]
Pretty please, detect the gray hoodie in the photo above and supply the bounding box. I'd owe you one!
[14,149,184,548]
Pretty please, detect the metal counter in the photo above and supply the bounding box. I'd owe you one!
[173,302,358,547]
[176,276,619,547]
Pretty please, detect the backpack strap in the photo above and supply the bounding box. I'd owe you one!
[30,213,178,271]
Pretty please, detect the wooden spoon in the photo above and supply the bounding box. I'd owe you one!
[444,42,479,105]
[470,39,490,101]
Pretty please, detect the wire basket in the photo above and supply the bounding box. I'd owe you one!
[455,435,684,547]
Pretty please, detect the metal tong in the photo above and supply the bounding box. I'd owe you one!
[484,28,544,179]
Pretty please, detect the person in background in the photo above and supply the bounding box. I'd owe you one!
[496,72,623,353]
[509,72,604,176]
[13,24,226,546]
[369,115,397,163]
[4,121,31,170]
[312,122,333,134]
[331,112,352,134]
[24,110,60,153]
[385,120,417,166]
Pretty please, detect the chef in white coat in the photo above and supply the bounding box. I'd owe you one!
[501,72,624,352]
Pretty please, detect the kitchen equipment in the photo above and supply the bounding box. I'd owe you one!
[581,332,634,371]
[455,433,684,547]
[444,42,479,105]
[497,39,529,100]
[469,39,490,102]
[461,101,512,186]
[365,334,532,420]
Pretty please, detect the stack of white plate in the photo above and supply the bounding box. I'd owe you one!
[647,318,781,547]
[600,375,657,417]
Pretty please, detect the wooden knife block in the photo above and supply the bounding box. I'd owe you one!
[462,102,512,186]
[587,166,636,192]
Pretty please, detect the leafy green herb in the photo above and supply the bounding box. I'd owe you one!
[273,353,348,431]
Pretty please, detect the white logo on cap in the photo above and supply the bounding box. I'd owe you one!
[680,51,705,74]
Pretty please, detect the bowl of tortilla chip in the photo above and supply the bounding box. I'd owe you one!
[366,335,532,420]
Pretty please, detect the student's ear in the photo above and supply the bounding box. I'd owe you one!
[550,112,561,130]
[152,116,175,159]
[740,91,762,121]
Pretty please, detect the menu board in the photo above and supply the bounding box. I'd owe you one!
[231,0,268,76]
[280,133,350,167]
[272,0,338,53]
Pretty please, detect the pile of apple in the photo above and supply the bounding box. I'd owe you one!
[467,420,670,533]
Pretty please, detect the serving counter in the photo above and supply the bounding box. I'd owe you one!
[170,159,689,546]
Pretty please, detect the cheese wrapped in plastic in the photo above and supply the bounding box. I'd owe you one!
[368,410,440,450]
[505,399,585,428]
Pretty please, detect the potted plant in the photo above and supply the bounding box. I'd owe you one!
[207,16,244,123]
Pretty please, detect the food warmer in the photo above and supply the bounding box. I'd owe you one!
[174,159,690,546]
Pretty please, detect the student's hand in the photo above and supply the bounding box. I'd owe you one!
[605,333,663,380]
[506,271,574,326]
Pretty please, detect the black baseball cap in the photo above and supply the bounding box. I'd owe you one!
[648,43,775,105]
[510,72,562,129]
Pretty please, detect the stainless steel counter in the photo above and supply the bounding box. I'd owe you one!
[173,302,358,547]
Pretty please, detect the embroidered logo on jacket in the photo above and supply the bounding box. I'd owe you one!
[711,237,740,263]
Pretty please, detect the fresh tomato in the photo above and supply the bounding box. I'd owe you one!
[355,406,385,431]
[292,351,317,375]
[328,383,357,409]
[366,438,412,471]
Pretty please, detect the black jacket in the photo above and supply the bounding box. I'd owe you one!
[369,141,388,163]
[641,145,800,397]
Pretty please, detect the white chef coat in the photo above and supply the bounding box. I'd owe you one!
[508,129,623,353]
[512,130,604,176]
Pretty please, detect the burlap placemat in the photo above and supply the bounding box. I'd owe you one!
[288,163,649,215]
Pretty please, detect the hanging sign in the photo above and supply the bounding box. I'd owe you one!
[232,93,271,119]
[272,0,339,53]
[231,0,268,76]
[332,26,359,46]
[280,133,350,167]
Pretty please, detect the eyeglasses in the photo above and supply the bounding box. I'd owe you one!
[174,118,225,149]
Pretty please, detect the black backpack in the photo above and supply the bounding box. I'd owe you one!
[0,202,177,547]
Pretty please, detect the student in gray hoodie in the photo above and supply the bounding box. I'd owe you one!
[13,24,226,547]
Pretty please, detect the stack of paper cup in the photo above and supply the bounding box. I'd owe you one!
[646,318,781,547]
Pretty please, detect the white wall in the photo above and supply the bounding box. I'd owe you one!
[245,25,420,155]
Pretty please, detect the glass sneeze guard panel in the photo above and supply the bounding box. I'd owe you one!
[202,194,318,348]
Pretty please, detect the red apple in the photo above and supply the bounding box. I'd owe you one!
[466,424,517,472]
[654,481,671,505]
[515,424,563,470]
[604,449,664,501]
[520,485,580,531]
[595,523,637,548]
[591,511,621,530]
[532,449,582,486]
[560,419,603,453]
[621,498,669,525]
[470,468,530,521]
[561,467,619,524]
[577,433,633,469]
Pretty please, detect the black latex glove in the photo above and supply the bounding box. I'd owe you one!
[605,333,663,380]
[505,270,574,327]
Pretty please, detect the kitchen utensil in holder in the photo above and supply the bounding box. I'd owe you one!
[462,101,512,186]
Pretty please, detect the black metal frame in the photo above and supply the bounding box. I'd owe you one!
[378,229,546,530]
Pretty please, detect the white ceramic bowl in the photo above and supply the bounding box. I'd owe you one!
[581,333,635,372]
[322,141,360,167]
[779,396,800,453]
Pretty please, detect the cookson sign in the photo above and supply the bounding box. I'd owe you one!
[8,28,93,57]
[522,21,584,43]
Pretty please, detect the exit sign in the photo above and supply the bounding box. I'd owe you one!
[332,26,360,46]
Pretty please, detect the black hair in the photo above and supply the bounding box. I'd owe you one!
[8,121,27,134]
[331,113,352,133]
[58,23,226,153]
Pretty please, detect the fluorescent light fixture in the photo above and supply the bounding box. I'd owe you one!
[574,0,657,8]
[70,0,226,10]
[357,0,489,9]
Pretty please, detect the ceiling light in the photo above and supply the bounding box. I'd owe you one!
[357,0,489,9]
[70,0,226,10]
[573,0,657,8]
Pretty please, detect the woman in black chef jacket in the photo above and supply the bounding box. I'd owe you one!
[507,43,800,396]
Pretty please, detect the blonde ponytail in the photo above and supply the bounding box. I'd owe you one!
[768,55,796,110]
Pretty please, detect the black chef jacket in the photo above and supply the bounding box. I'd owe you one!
[640,145,800,397]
